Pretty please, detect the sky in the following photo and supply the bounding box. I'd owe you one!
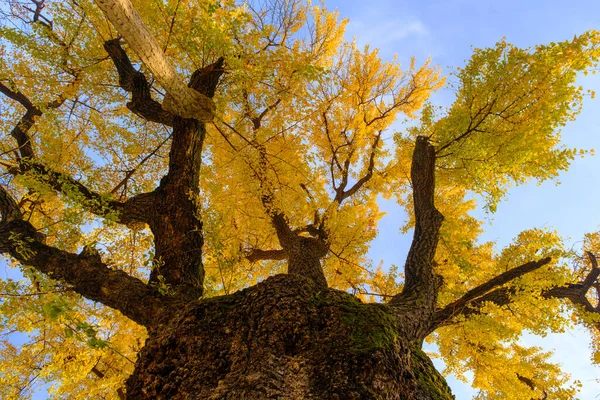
[2,0,600,398]
[325,0,600,397]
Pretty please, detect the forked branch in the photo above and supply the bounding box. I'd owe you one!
[94,0,215,120]
[432,257,552,329]
[104,39,175,126]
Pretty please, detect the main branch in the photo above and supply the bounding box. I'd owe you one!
[436,253,600,330]
[391,136,444,340]
[432,257,552,330]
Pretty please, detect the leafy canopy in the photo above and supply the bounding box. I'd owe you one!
[0,0,599,398]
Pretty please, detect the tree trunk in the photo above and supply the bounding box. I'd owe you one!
[126,274,454,399]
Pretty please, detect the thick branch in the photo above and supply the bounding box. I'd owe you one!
[0,81,35,109]
[432,257,552,328]
[0,217,166,327]
[104,39,174,126]
[246,248,287,263]
[2,172,162,326]
[162,58,224,189]
[94,0,215,120]
[391,136,444,309]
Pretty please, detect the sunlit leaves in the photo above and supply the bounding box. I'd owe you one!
[431,32,600,210]
[1,0,600,398]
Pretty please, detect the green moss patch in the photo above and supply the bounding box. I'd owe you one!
[312,291,399,353]
[411,345,454,400]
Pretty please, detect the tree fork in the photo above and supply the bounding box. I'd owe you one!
[94,0,215,120]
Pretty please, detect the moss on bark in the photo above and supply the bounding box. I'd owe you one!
[126,274,454,399]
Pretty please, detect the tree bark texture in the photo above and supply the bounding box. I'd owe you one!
[126,274,454,399]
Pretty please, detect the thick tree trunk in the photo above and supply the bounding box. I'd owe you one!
[126,274,454,399]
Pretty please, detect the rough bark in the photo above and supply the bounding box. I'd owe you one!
[147,118,205,300]
[390,136,444,341]
[270,213,329,289]
[104,39,175,126]
[126,274,454,399]
[141,59,224,299]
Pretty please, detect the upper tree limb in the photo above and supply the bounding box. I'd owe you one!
[93,0,215,120]
[432,252,600,330]
[103,39,175,126]
[390,136,444,307]
[431,257,552,330]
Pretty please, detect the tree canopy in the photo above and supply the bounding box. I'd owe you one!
[0,0,599,398]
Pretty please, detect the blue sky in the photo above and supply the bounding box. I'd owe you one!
[2,0,600,398]
[326,0,600,397]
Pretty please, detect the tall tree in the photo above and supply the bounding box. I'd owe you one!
[0,0,598,398]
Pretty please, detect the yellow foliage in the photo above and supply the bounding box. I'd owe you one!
[0,0,599,398]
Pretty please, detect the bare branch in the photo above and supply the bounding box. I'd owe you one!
[110,130,173,196]
[335,131,382,203]
[249,98,281,130]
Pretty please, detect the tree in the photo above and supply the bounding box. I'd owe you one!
[0,0,599,398]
